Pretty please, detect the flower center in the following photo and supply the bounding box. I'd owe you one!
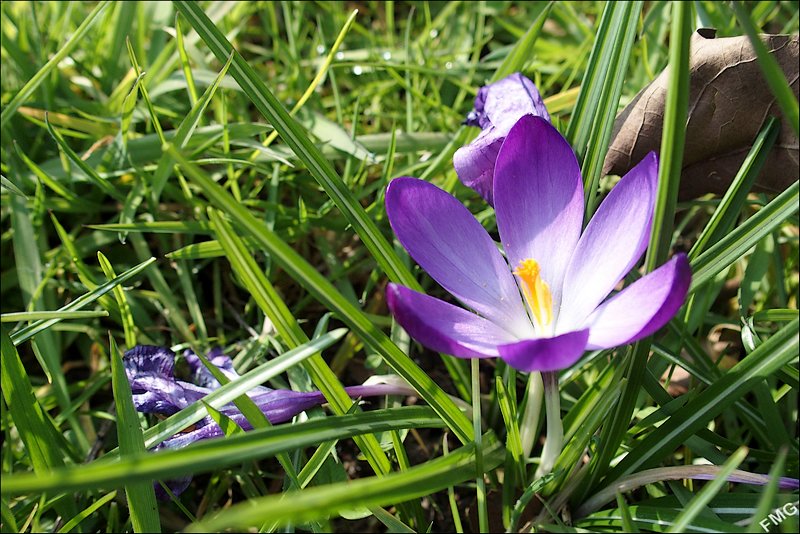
[513,258,553,330]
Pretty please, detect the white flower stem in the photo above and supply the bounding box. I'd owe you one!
[535,371,563,479]
[519,371,544,460]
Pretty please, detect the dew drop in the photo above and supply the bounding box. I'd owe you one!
[429,29,439,39]
[335,51,345,60]
[353,65,363,75]
[316,45,326,55]
[382,51,392,61]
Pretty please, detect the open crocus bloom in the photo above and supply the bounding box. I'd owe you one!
[386,115,691,372]
[124,345,410,497]
[454,72,550,205]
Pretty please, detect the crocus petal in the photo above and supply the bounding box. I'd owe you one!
[386,178,533,338]
[494,115,584,308]
[586,254,691,349]
[124,345,188,415]
[558,152,659,331]
[497,329,590,372]
[386,283,520,359]
[453,128,505,204]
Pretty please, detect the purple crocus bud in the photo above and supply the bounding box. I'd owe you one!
[123,345,413,498]
[386,115,691,373]
[454,73,550,205]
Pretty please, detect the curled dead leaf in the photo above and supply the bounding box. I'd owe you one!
[604,29,799,199]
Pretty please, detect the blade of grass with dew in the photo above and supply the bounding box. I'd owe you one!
[108,336,160,533]
[731,3,799,137]
[172,1,420,291]
[3,406,443,496]
[187,436,505,532]
[579,1,693,501]
[0,1,110,127]
[168,146,473,444]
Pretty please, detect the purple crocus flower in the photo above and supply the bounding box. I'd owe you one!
[124,345,411,497]
[386,115,691,373]
[455,73,550,205]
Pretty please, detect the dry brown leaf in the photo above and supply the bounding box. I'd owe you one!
[603,29,799,199]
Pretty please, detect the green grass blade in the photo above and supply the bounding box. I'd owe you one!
[0,328,66,474]
[97,252,137,348]
[44,115,124,201]
[579,2,643,219]
[207,207,393,477]
[3,406,443,496]
[746,448,788,533]
[0,1,110,127]
[57,491,118,533]
[109,335,161,533]
[1,311,108,323]
[187,436,505,531]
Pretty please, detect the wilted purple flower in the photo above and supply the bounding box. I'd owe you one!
[455,72,550,204]
[386,115,691,373]
[124,345,411,498]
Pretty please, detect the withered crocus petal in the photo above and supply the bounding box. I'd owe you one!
[123,345,189,415]
[455,73,550,203]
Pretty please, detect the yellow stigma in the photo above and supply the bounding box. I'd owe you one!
[513,259,553,328]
